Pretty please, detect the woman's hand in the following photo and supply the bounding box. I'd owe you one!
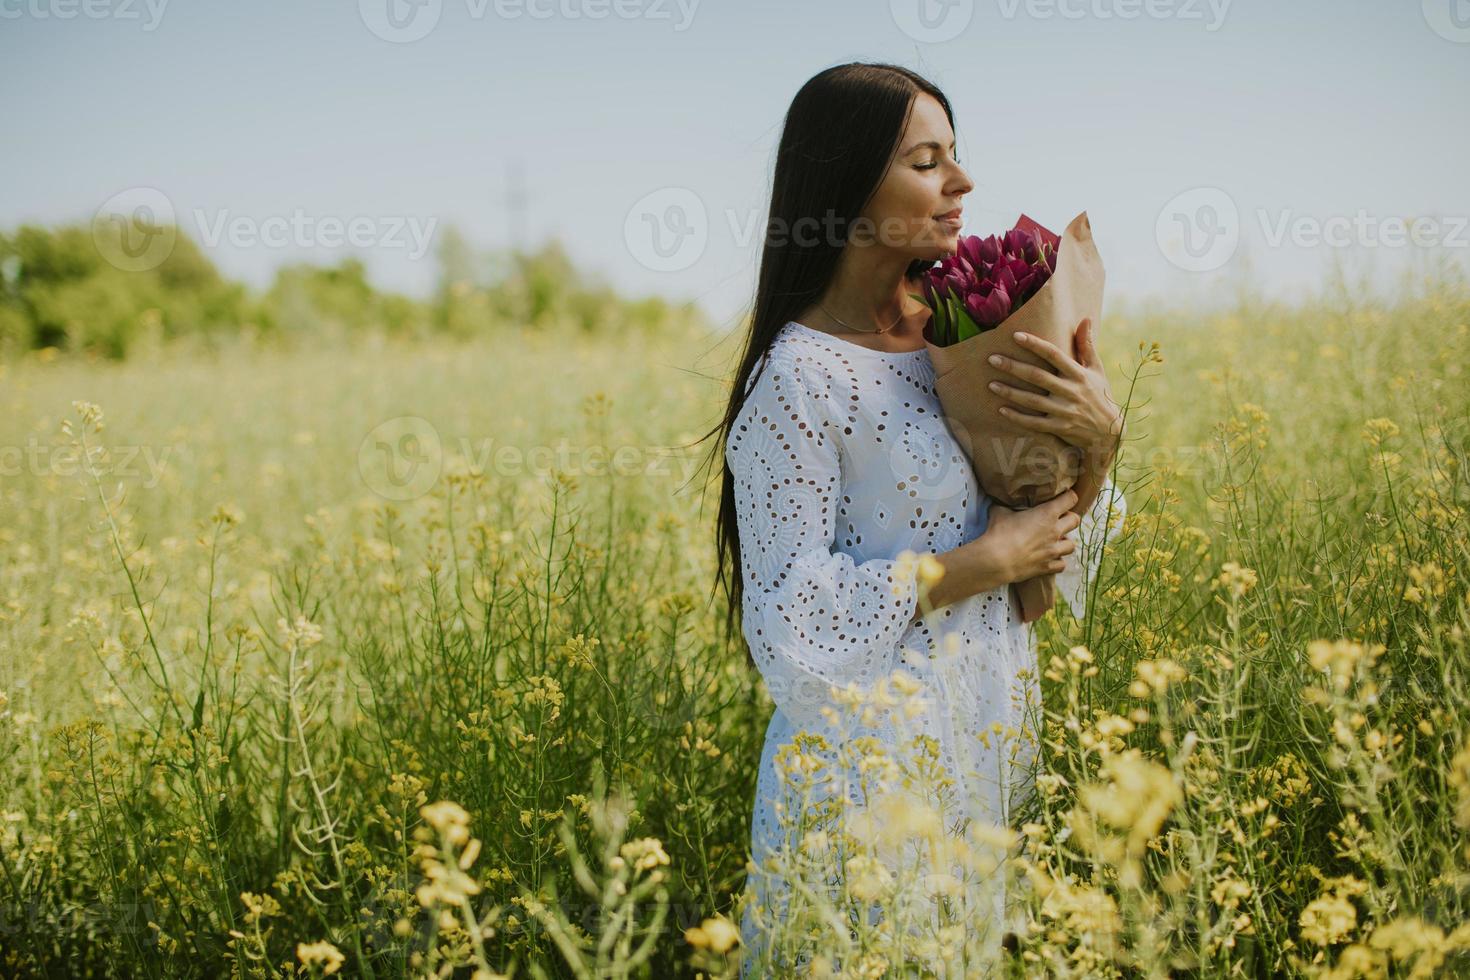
[914,489,1080,621]
[980,488,1081,585]
[986,317,1123,462]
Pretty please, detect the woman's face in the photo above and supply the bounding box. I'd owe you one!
[860,92,974,260]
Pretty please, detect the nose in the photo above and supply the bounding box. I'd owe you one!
[949,161,974,197]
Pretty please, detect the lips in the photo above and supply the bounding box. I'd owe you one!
[934,208,963,220]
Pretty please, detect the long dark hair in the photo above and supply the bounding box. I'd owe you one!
[695,62,959,667]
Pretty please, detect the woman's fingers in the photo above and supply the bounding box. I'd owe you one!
[988,352,1067,391]
[1012,331,1086,382]
[1074,317,1101,368]
[988,380,1060,414]
[1046,488,1079,514]
[999,404,1065,434]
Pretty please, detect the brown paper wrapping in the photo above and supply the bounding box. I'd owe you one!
[922,211,1105,624]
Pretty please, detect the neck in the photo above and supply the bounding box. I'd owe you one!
[818,248,920,333]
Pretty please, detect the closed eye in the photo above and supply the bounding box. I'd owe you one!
[916,156,960,171]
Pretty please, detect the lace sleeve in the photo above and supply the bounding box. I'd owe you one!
[726,354,921,733]
[1054,472,1128,621]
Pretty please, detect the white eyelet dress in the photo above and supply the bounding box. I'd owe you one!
[727,321,1127,976]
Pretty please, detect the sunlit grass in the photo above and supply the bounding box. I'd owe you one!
[0,276,1466,977]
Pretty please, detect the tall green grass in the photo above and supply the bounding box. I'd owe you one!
[0,276,1466,977]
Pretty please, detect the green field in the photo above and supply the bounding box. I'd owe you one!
[2,279,1468,978]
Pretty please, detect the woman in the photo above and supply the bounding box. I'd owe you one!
[707,63,1127,974]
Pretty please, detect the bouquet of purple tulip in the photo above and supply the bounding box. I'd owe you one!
[917,214,1061,345]
[911,212,1105,624]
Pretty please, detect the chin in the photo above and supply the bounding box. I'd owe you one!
[909,238,960,262]
[926,226,964,253]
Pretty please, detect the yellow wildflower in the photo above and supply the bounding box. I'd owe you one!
[685,914,740,953]
[619,837,670,873]
[1361,417,1400,447]
[1216,561,1258,598]
[296,940,345,975]
[1300,892,1357,946]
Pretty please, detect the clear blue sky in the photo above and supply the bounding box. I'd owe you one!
[3,0,1467,329]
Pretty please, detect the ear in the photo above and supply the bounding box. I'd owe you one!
[1074,317,1100,369]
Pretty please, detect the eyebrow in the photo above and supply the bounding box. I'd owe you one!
[902,139,957,155]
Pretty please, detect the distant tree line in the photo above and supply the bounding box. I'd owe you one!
[0,218,696,359]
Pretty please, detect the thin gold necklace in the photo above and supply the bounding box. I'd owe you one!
[818,300,905,335]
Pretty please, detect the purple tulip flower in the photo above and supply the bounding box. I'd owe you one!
[916,216,1061,343]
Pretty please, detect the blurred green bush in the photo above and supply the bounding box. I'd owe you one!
[0,217,698,360]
